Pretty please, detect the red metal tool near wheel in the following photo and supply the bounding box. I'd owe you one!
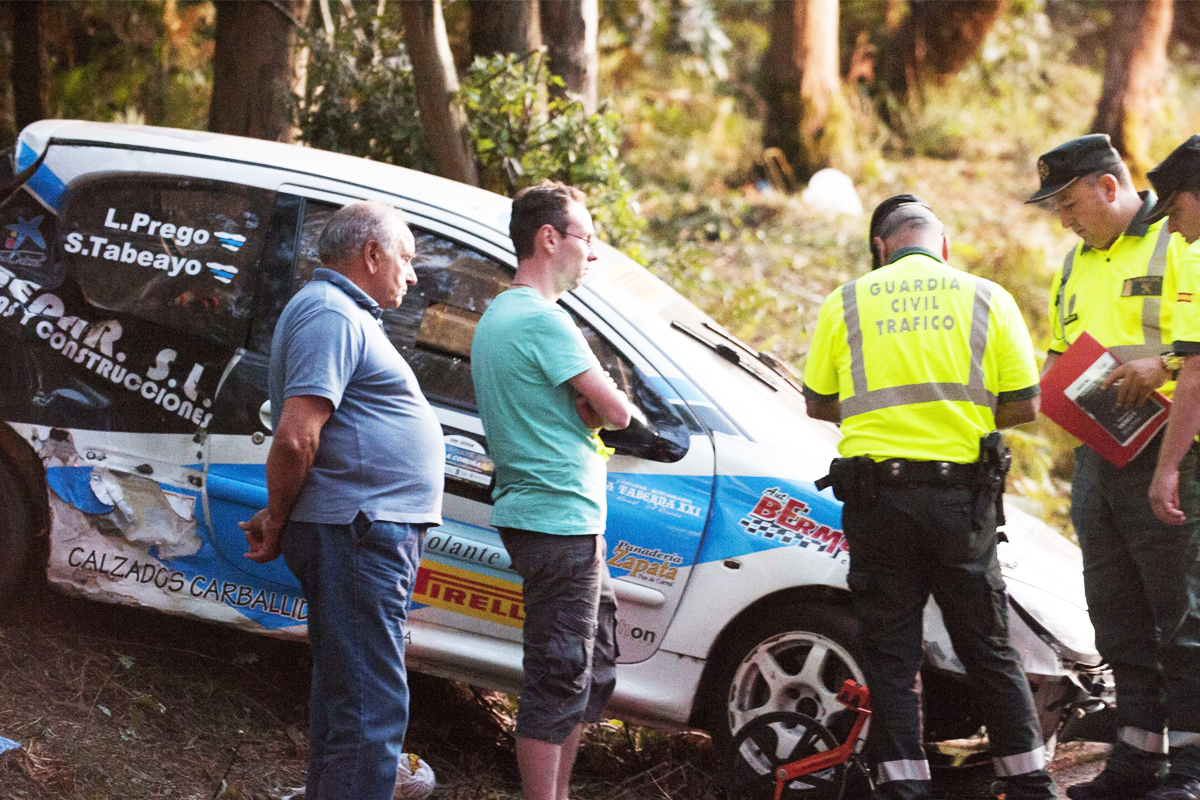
[728,680,872,800]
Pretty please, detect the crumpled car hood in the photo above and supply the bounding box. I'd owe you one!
[997,499,1101,666]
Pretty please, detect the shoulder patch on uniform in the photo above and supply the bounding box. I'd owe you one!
[1122,276,1163,297]
[1179,292,1194,303]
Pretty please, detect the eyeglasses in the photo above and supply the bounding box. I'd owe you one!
[559,229,595,249]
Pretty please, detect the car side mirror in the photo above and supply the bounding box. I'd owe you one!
[599,415,689,463]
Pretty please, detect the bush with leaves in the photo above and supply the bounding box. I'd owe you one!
[459,51,643,252]
[298,30,643,254]
[297,25,435,175]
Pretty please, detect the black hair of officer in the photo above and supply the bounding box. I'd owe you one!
[1145,134,1200,225]
[868,194,931,270]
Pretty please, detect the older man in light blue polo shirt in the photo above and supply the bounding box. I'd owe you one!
[239,201,444,800]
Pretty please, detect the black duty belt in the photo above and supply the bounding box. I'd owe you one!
[873,458,980,486]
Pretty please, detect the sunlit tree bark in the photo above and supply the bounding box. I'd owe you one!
[401,0,479,186]
[1092,0,1172,174]
[468,0,541,60]
[880,0,1006,101]
[540,0,598,112]
[760,0,843,180]
[208,0,310,142]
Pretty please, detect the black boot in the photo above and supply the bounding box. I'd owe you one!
[993,770,1056,800]
[1066,769,1161,800]
[1144,775,1200,800]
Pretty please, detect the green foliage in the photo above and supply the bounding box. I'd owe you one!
[297,25,435,175]
[298,27,644,253]
[459,52,644,252]
[44,1,214,134]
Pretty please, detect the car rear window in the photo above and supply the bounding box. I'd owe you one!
[57,172,274,347]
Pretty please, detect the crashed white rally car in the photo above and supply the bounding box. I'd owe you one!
[0,120,1107,781]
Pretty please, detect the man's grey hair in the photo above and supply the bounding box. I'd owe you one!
[318,201,411,265]
[1081,161,1135,192]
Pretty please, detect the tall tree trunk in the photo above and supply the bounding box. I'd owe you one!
[1092,0,1173,174]
[540,0,598,112]
[208,0,310,142]
[1173,0,1200,49]
[760,0,843,181]
[880,0,1006,100]
[468,0,542,60]
[401,0,479,186]
[11,0,48,132]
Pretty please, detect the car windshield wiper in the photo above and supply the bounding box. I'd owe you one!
[698,321,806,395]
[670,320,780,392]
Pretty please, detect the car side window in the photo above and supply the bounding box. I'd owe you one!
[385,231,510,411]
[252,197,688,441]
[58,173,273,348]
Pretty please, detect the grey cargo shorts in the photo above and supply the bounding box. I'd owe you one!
[498,528,619,744]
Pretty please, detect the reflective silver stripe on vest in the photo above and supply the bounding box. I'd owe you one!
[1109,343,1166,363]
[1169,731,1200,749]
[992,746,1048,777]
[839,278,996,419]
[1057,247,1075,342]
[1058,226,1170,359]
[876,759,932,783]
[1119,726,1168,754]
[1137,225,1171,353]
[842,279,869,398]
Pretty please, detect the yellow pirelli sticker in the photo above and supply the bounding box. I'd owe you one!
[413,561,526,628]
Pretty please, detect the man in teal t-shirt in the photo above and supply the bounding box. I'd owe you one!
[472,181,634,800]
[472,288,606,534]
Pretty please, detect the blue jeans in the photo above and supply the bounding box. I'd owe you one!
[282,514,427,800]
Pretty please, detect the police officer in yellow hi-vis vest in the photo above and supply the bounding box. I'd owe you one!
[1027,134,1199,800]
[803,195,1053,800]
[1116,134,1200,800]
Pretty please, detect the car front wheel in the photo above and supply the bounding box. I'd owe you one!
[708,603,866,779]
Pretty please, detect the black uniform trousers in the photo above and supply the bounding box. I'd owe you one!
[1071,436,1200,781]
[842,482,1049,800]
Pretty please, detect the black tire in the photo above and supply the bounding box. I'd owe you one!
[706,603,867,786]
[0,458,35,604]
[728,710,848,800]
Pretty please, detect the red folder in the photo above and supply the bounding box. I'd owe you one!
[1039,332,1169,467]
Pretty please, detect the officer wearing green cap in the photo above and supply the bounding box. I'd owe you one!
[1028,133,1200,800]
[1127,134,1200,800]
[803,196,1054,800]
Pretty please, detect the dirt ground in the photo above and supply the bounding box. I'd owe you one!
[0,585,1107,800]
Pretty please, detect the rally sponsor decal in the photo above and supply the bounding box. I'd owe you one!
[608,476,704,519]
[0,191,54,277]
[606,540,683,585]
[423,530,510,570]
[0,270,214,427]
[444,434,494,486]
[65,546,308,621]
[739,487,848,561]
[413,561,525,628]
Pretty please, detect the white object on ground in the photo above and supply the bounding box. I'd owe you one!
[275,754,435,800]
[394,753,436,799]
[800,168,864,217]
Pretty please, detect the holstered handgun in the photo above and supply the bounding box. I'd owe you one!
[974,431,1011,532]
[816,456,878,503]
